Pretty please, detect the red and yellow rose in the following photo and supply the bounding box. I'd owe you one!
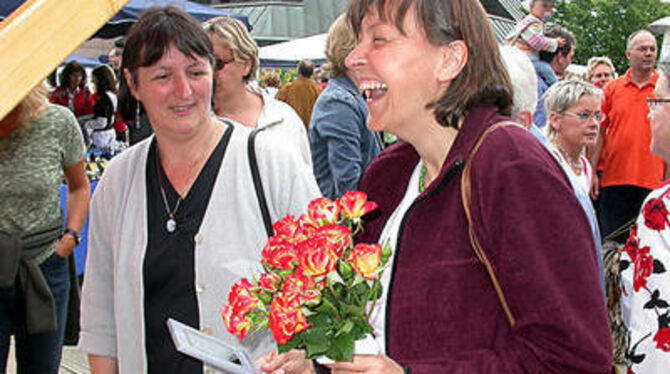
[306,197,340,227]
[268,292,310,345]
[262,237,298,270]
[297,236,339,277]
[339,191,378,220]
[347,243,382,280]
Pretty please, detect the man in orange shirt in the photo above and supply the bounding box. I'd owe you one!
[276,59,322,132]
[590,29,665,238]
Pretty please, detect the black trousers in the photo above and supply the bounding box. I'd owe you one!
[598,185,651,241]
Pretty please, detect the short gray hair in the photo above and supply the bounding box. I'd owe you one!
[499,45,537,116]
[544,79,603,138]
[626,29,655,51]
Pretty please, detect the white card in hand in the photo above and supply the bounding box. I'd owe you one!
[166,318,258,374]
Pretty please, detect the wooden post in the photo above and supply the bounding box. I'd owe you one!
[0,0,130,120]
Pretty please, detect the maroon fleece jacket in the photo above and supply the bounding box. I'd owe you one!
[357,105,612,373]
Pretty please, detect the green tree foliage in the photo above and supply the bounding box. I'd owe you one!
[553,0,670,74]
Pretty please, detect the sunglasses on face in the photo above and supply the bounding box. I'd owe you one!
[214,57,235,71]
[648,98,670,112]
[561,111,605,122]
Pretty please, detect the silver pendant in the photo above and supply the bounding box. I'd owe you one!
[166,218,177,233]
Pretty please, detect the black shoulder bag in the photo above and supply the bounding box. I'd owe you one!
[247,127,274,238]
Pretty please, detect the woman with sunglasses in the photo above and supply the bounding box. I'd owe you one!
[202,17,313,168]
[545,80,603,195]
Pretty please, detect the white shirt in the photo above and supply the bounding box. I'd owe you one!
[369,162,422,354]
[79,121,321,373]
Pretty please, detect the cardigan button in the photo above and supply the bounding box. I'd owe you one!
[202,327,212,335]
[196,283,206,293]
[195,233,204,244]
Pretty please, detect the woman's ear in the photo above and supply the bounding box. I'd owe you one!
[437,40,468,83]
[123,68,140,100]
[242,59,253,79]
[548,111,561,132]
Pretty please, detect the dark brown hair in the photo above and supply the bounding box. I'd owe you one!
[59,61,86,90]
[347,0,513,127]
[539,25,576,63]
[118,6,214,121]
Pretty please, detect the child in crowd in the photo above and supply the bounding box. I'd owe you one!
[506,0,566,85]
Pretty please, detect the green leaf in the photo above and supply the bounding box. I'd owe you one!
[339,302,365,318]
[278,332,304,354]
[353,282,370,302]
[308,312,334,328]
[328,333,355,362]
[381,241,392,265]
[303,328,331,356]
[318,296,341,318]
[336,319,354,336]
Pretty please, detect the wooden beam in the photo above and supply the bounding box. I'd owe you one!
[0,0,130,120]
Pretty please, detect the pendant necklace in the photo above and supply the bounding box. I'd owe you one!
[155,150,183,233]
[555,141,582,175]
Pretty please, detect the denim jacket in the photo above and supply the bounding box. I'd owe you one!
[309,75,380,199]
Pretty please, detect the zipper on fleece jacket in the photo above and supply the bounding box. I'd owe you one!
[384,158,464,356]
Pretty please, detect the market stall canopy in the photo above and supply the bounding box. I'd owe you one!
[259,33,327,69]
[0,0,250,38]
[63,54,102,68]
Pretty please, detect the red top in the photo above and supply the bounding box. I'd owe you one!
[49,87,94,118]
[599,69,665,189]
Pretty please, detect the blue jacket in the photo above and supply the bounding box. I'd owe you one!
[532,62,553,128]
[309,75,381,199]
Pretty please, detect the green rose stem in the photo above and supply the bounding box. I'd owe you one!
[365,283,378,321]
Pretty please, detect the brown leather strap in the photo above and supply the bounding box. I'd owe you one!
[460,121,523,328]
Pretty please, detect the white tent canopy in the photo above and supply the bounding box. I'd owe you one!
[259,33,327,68]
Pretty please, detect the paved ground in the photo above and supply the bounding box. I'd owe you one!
[6,338,90,374]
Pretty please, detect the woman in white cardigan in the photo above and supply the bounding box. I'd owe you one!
[79,7,320,373]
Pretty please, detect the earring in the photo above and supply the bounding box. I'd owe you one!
[135,101,141,129]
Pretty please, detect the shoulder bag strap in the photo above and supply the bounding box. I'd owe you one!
[247,127,274,238]
[460,120,523,328]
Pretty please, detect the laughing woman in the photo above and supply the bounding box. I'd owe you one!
[323,0,612,372]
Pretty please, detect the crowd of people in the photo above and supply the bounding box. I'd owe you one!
[1,0,670,373]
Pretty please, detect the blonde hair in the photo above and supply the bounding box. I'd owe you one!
[586,56,616,81]
[203,17,259,81]
[2,82,49,131]
[544,79,602,139]
[321,14,356,79]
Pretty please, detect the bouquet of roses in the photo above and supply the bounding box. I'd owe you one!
[221,191,391,362]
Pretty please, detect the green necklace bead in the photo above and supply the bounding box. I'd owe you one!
[418,163,427,193]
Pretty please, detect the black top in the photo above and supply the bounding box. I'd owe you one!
[143,124,233,374]
[92,92,115,131]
